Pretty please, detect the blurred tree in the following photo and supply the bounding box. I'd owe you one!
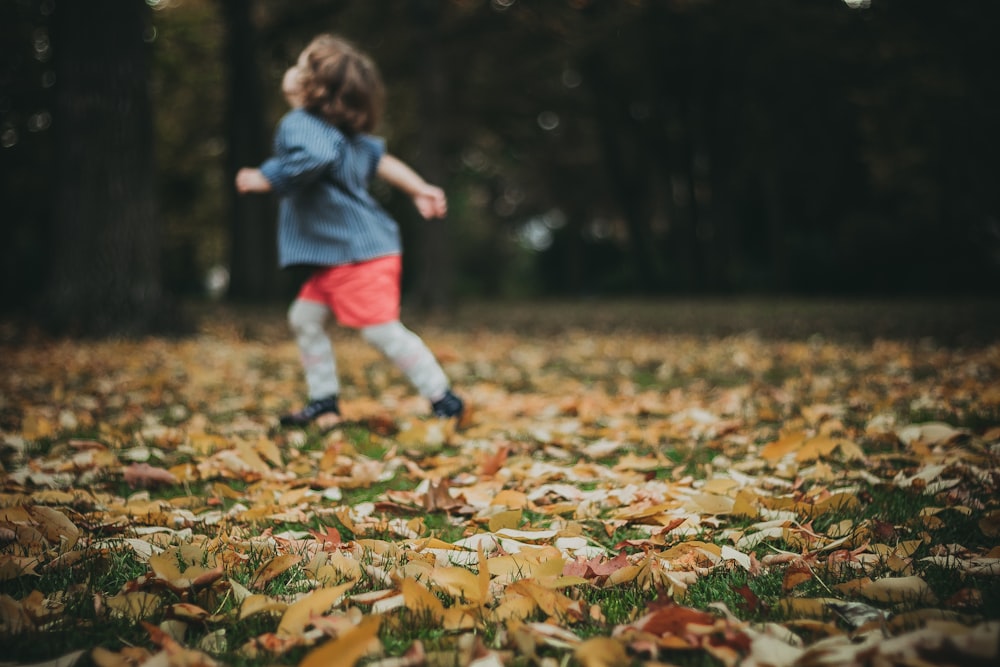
[220,0,280,301]
[7,0,996,324]
[0,0,53,312]
[43,0,178,335]
[407,0,454,311]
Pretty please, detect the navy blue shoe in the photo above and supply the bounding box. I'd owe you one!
[431,390,464,419]
[280,395,340,427]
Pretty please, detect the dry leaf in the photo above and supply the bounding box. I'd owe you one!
[860,576,938,605]
[573,637,628,667]
[252,554,302,590]
[298,614,382,667]
[277,581,355,636]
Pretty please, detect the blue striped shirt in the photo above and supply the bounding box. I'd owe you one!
[259,108,401,268]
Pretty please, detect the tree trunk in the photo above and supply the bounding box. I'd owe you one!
[45,0,173,336]
[409,0,453,311]
[221,0,280,302]
[582,53,665,292]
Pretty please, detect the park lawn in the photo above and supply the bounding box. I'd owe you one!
[1,298,998,667]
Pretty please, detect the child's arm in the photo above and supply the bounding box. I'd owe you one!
[235,168,273,194]
[376,154,447,219]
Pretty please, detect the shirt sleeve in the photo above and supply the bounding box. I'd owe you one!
[361,135,386,184]
[260,110,344,195]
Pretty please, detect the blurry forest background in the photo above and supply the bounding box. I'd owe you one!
[1,0,999,336]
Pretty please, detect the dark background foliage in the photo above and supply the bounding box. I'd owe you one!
[2,0,998,334]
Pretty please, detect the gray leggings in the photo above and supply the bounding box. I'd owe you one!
[287,298,449,402]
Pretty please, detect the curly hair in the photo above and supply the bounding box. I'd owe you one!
[298,34,384,135]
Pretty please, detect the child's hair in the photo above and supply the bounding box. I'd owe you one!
[298,34,384,134]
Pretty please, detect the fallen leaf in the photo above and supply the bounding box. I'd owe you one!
[298,614,382,667]
[860,576,938,605]
[277,581,355,636]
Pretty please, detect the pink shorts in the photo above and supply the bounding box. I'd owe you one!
[297,255,401,328]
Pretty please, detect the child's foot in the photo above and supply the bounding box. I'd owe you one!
[280,395,340,427]
[431,389,464,419]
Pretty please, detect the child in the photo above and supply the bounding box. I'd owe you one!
[236,34,463,428]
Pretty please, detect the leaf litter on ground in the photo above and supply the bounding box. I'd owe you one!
[1,300,999,667]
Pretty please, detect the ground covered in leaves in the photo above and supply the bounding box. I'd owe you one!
[1,299,999,667]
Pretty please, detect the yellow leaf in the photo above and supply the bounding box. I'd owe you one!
[21,411,57,441]
[442,605,479,631]
[776,597,841,619]
[834,439,865,461]
[760,431,807,462]
[861,576,938,605]
[687,493,735,515]
[105,592,161,621]
[298,614,382,667]
[277,581,355,636]
[897,422,967,446]
[255,438,284,468]
[732,491,761,519]
[28,506,80,551]
[401,577,444,620]
[573,637,628,667]
[507,579,580,620]
[606,564,641,586]
[239,594,287,620]
[235,442,272,473]
[488,509,522,532]
[148,551,183,582]
[813,493,861,516]
[478,545,491,603]
[796,435,839,462]
[491,594,538,623]
[491,489,529,509]
[430,566,485,603]
[252,554,301,590]
[701,478,740,495]
[396,420,451,450]
[895,540,924,558]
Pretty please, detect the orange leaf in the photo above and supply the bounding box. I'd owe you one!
[782,560,814,592]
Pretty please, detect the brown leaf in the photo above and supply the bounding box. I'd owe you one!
[782,559,814,592]
[630,602,717,641]
[122,463,179,489]
[479,444,510,478]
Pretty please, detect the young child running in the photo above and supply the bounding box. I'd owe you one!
[236,34,463,428]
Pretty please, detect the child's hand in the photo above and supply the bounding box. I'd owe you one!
[413,185,447,219]
[235,168,272,194]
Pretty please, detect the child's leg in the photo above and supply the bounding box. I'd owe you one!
[288,298,339,400]
[361,320,449,401]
